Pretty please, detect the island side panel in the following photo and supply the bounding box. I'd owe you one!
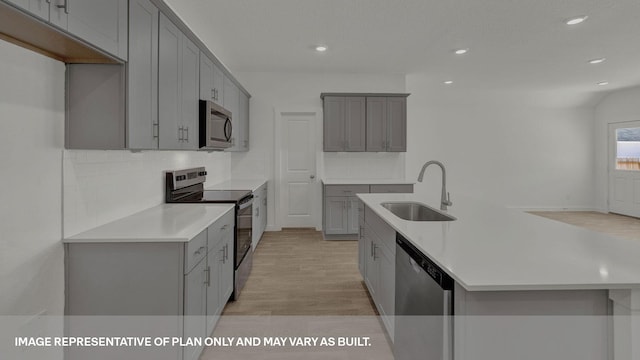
[454,283,610,360]
[609,289,640,360]
[65,242,184,315]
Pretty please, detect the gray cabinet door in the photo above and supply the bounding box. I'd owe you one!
[324,197,349,234]
[200,54,214,101]
[212,64,224,106]
[206,242,221,336]
[366,97,387,152]
[363,229,378,298]
[323,96,345,151]
[183,259,207,360]
[127,0,158,150]
[49,0,68,30]
[65,0,128,60]
[181,36,199,150]
[345,97,366,151]
[348,197,362,234]
[358,213,365,277]
[26,0,49,21]
[158,13,181,150]
[219,231,234,307]
[387,97,407,152]
[239,91,250,150]
[223,77,240,150]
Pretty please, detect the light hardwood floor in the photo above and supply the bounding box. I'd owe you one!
[528,211,640,241]
[223,229,377,316]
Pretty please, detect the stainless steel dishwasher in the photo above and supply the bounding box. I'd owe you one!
[394,234,454,360]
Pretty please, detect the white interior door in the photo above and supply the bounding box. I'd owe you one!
[277,111,318,228]
[609,121,640,218]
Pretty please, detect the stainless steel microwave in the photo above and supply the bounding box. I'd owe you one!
[199,100,232,149]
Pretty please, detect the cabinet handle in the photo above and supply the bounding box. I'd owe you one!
[184,127,189,142]
[211,89,215,101]
[220,248,225,263]
[152,123,159,138]
[372,244,377,260]
[204,266,211,286]
[263,198,267,206]
[224,244,229,261]
[194,246,205,255]
[56,0,68,14]
[221,224,228,230]
[178,126,183,141]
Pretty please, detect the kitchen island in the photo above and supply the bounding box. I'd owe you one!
[358,193,640,360]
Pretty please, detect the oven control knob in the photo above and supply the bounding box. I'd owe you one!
[199,171,207,176]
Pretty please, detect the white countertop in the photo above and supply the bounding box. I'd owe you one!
[358,193,640,291]
[64,204,235,243]
[206,178,267,192]
[322,178,415,185]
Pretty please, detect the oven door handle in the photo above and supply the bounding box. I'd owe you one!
[238,198,253,210]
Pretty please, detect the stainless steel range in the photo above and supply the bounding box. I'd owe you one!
[166,167,253,300]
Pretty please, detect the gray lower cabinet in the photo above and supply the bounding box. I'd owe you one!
[366,96,407,152]
[322,183,412,237]
[322,96,366,151]
[127,0,158,149]
[252,182,268,250]
[360,204,395,340]
[158,13,199,150]
[4,0,127,60]
[65,209,235,360]
[324,196,350,234]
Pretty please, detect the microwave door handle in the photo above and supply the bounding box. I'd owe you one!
[224,118,233,141]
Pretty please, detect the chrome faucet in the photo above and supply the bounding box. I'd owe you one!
[417,160,452,211]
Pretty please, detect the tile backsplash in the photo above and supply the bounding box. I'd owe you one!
[63,150,231,237]
[322,152,405,179]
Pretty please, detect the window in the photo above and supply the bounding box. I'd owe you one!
[616,127,640,170]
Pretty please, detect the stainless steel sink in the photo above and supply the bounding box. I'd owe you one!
[381,202,456,221]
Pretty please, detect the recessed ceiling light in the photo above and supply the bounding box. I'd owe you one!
[597,81,609,86]
[315,45,327,52]
[454,48,468,55]
[566,16,588,25]
[588,58,606,64]
[444,80,453,85]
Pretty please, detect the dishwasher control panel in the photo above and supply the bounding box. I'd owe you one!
[396,234,454,290]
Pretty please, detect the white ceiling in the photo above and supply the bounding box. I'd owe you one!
[168,0,640,104]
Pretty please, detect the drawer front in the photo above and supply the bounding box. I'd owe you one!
[185,230,208,274]
[365,205,396,254]
[324,185,369,197]
[208,209,235,248]
[370,184,413,193]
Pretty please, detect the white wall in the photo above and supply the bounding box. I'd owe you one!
[593,85,640,211]
[231,71,406,228]
[63,150,231,237]
[405,73,596,210]
[0,40,64,327]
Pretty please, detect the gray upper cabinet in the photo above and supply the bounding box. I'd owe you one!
[365,97,386,152]
[127,0,158,150]
[386,97,407,152]
[180,36,200,150]
[322,93,407,152]
[199,54,215,102]
[223,77,241,151]
[65,0,128,60]
[7,0,127,60]
[366,96,407,152]
[237,90,250,151]
[212,63,225,106]
[158,13,181,150]
[158,13,199,150]
[323,96,345,151]
[322,96,366,152]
